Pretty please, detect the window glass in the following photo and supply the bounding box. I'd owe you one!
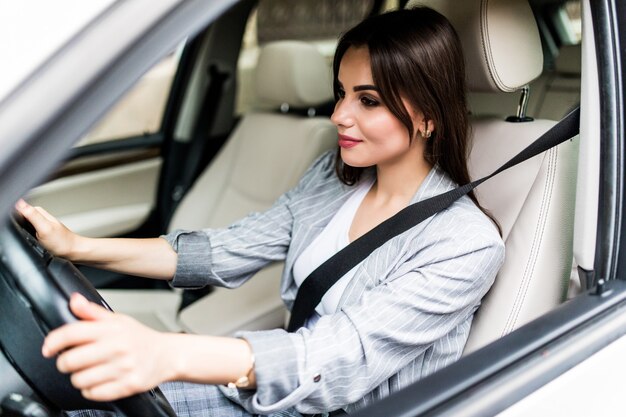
[563,1,582,43]
[75,47,181,147]
[556,0,582,45]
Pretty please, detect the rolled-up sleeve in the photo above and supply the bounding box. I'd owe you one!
[161,231,213,288]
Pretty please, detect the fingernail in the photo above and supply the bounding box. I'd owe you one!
[42,344,50,357]
[71,292,86,304]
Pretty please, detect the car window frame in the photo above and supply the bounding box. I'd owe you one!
[0,0,238,221]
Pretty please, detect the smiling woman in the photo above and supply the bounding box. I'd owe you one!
[15,6,504,417]
[5,0,626,415]
[331,7,499,231]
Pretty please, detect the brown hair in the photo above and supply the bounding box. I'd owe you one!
[333,7,498,230]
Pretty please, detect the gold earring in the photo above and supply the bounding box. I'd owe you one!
[421,128,431,139]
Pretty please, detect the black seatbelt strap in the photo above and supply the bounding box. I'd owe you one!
[287,107,580,332]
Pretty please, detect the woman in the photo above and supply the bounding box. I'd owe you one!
[17,7,504,417]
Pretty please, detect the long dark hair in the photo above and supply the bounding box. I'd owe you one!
[332,6,497,230]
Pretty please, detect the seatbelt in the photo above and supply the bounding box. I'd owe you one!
[287,107,580,332]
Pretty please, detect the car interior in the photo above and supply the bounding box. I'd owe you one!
[16,0,590,408]
[25,0,586,339]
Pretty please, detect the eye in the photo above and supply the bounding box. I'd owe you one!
[360,95,379,107]
[336,88,346,99]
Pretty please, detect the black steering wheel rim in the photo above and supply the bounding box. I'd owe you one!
[0,215,177,417]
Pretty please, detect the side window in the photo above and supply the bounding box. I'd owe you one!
[235,0,396,115]
[554,0,582,46]
[533,0,581,120]
[75,46,182,147]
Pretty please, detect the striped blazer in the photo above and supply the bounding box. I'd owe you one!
[163,150,505,415]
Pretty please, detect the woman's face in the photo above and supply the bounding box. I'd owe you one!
[331,46,427,169]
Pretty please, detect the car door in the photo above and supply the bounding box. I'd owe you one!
[24,52,176,239]
[24,0,256,246]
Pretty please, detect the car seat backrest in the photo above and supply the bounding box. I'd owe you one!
[417,0,543,93]
[409,0,578,353]
[172,41,337,335]
[169,40,335,230]
[451,0,542,119]
[468,43,582,121]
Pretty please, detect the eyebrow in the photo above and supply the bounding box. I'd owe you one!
[353,84,379,92]
[337,81,380,92]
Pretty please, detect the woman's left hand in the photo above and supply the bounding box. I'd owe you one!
[42,293,175,402]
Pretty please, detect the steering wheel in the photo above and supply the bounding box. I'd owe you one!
[0,214,177,417]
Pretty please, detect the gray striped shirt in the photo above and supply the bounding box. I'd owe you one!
[163,150,505,415]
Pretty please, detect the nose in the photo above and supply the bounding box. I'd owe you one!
[330,99,354,129]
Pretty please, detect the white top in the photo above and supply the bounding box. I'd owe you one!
[292,177,375,328]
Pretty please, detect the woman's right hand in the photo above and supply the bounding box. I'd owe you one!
[15,199,80,260]
[15,200,177,280]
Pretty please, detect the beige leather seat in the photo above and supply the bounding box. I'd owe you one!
[410,0,579,353]
[468,42,581,122]
[101,41,337,334]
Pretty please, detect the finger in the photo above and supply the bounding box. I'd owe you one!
[56,341,115,374]
[70,362,121,391]
[43,320,111,357]
[81,379,143,402]
[69,293,112,321]
[33,206,59,223]
[14,199,33,217]
[15,201,54,236]
[15,199,29,211]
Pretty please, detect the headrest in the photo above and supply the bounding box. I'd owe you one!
[554,44,581,74]
[407,0,543,92]
[255,41,334,108]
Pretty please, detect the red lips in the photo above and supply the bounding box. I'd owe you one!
[338,134,363,149]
